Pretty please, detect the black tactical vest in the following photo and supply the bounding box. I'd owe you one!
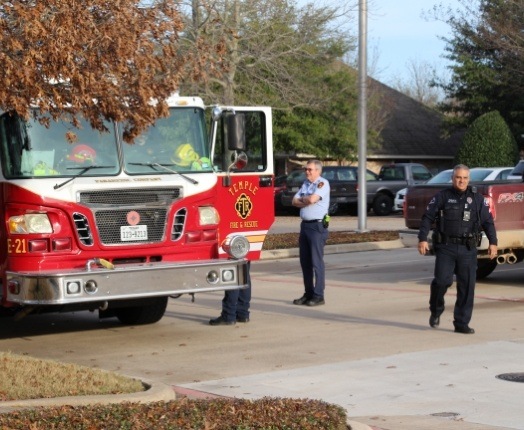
[438,190,476,237]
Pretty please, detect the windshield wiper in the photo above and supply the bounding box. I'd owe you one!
[129,162,198,184]
[54,165,116,190]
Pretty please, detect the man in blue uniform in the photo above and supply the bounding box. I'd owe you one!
[418,164,498,334]
[292,160,330,306]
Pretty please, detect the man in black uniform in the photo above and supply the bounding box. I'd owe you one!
[418,164,498,334]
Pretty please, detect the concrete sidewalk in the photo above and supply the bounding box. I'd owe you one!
[179,340,524,430]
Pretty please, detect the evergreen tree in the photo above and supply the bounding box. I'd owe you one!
[436,0,524,147]
[454,111,519,167]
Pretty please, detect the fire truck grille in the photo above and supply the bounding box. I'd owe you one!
[73,188,182,245]
[78,188,181,206]
[95,209,168,245]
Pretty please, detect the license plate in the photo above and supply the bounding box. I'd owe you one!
[291,187,299,192]
[121,225,148,241]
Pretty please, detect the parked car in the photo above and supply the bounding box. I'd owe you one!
[365,163,433,216]
[394,188,407,213]
[280,166,378,215]
[274,174,288,212]
[507,160,524,181]
[404,166,517,229]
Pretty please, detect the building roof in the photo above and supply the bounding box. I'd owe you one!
[368,78,463,160]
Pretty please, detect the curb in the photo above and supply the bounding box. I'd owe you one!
[0,379,175,414]
[261,239,404,260]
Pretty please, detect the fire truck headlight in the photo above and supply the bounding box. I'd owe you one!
[222,235,249,259]
[8,214,53,234]
[198,206,219,225]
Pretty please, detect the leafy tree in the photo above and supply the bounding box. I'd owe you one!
[179,0,384,162]
[180,0,353,106]
[0,0,222,140]
[273,63,360,162]
[434,0,524,145]
[454,111,519,167]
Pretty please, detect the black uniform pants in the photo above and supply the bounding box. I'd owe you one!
[430,242,477,328]
[299,221,328,299]
[221,262,251,322]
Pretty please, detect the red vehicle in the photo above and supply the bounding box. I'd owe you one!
[401,181,524,279]
[0,95,275,324]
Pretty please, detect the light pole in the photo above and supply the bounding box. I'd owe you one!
[357,0,368,232]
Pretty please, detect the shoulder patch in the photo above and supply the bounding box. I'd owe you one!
[317,182,324,189]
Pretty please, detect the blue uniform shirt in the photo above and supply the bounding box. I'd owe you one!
[294,176,330,220]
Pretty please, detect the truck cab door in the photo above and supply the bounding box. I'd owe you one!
[211,107,275,261]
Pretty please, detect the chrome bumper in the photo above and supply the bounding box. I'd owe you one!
[6,259,248,305]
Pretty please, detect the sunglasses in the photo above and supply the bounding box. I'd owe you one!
[303,167,316,172]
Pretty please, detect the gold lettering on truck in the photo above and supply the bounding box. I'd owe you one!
[235,193,253,220]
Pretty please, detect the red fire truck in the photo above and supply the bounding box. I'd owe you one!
[0,94,275,324]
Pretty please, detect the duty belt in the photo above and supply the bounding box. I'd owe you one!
[447,236,469,245]
[444,234,475,245]
[302,219,322,223]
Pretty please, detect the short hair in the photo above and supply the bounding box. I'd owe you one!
[453,164,470,173]
[307,159,323,172]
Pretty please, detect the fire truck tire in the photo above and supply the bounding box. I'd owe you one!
[115,297,168,325]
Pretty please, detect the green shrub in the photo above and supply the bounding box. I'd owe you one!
[454,110,519,167]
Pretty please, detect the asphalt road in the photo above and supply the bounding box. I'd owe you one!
[0,216,522,429]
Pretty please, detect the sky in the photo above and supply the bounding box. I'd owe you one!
[364,0,460,85]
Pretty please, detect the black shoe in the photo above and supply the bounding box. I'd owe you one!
[454,325,475,334]
[293,295,310,305]
[236,316,249,323]
[429,314,440,328]
[209,316,235,326]
[306,297,325,307]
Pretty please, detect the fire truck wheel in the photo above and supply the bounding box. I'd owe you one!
[114,297,168,325]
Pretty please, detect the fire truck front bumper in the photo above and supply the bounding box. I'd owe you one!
[6,259,249,305]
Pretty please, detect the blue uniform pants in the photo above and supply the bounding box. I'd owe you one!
[299,221,328,299]
[430,243,477,327]
[221,262,251,322]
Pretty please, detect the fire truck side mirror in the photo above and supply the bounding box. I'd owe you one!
[227,114,246,151]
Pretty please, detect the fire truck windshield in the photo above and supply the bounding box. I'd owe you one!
[0,111,120,179]
[122,107,212,174]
